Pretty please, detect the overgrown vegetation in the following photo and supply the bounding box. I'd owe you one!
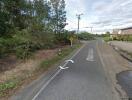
[0,0,73,59]
[78,32,95,40]
[101,31,112,42]
[102,31,132,42]
[115,35,132,41]
[40,44,80,70]
[0,81,17,97]
[0,44,81,98]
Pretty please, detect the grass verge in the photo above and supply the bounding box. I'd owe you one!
[0,44,81,98]
[0,81,17,97]
[40,44,81,70]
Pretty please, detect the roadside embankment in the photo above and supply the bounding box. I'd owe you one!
[0,44,81,100]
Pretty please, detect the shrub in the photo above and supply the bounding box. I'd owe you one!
[13,29,56,59]
[0,38,15,58]
[127,35,132,41]
[78,32,95,40]
[13,29,36,59]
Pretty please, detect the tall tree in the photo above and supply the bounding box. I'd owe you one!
[5,0,26,29]
[0,0,11,36]
[58,0,66,33]
[32,0,51,32]
[50,0,66,34]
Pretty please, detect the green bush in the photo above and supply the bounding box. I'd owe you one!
[103,36,112,42]
[0,82,16,92]
[13,29,37,59]
[78,32,95,40]
[15,43,33,59]
[13,29,56,59]
[0,29,56,59]
[55,32,71,45]
[0,29,75,59]
[127,35,132,41]
[0,38,15,58]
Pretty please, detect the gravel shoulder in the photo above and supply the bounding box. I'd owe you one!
[97,40,132,99]
[109,41,132,53]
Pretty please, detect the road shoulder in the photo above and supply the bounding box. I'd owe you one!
[96,41,132,100]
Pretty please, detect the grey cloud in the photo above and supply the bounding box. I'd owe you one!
[65,0,132,32]
[91,0,132,30]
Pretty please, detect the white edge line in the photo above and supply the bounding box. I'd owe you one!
[32,43,86,100]
[32,69,62,100]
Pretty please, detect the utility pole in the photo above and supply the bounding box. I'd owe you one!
[90,27,93,33]
[76,14,83,41]
[76,13,83,34]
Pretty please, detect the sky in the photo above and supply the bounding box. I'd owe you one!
[65,0,132,33]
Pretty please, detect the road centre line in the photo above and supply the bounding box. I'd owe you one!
[86,48,94,61]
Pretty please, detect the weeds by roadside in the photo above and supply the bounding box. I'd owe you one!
[0,81,17,97]
[0,44,81,99]
[40,45,80,70]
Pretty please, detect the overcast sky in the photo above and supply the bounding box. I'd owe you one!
[65,0,132,33]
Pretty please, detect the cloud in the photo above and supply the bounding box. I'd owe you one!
[91,0,132,28]
[65,0,132,33]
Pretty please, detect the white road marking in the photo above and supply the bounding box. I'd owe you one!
[86,48,94,61]
[59,66,69,70]
[59,60,74,70]
[32,44,86,100]
[32,69,62,100]
[65,60,74,63]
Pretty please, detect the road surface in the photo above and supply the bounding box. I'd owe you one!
[11,40,115,100]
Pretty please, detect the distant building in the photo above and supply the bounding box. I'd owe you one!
[111,27,132,40]
[120,27,132,35]
[111,29,120,40]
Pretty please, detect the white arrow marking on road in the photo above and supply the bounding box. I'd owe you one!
[59,66,69,70]
[86,48,95,61]
[65,60,74,63]
[59,60,74,70]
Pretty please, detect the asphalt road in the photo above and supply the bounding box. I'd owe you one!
[117,71,132,98]
[11,40,114,100]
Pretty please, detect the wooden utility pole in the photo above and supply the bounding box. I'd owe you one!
[76,13,83,34]
[76,13,83,41]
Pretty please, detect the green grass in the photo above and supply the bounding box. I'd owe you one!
[103,36,111,42]
[0,81,17,96]
[40,44,81,70]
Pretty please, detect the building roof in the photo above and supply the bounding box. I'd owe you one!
[120,27,132,31]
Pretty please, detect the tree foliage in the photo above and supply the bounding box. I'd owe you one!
[78,32,95,40]
[0,0,68,59]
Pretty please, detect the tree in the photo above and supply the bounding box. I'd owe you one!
[58,0,66,33]
[105,31,110,36]
[0,0,11,36]
[50,0,66,34]
[5,0,27,29]
[78,32,95,40]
